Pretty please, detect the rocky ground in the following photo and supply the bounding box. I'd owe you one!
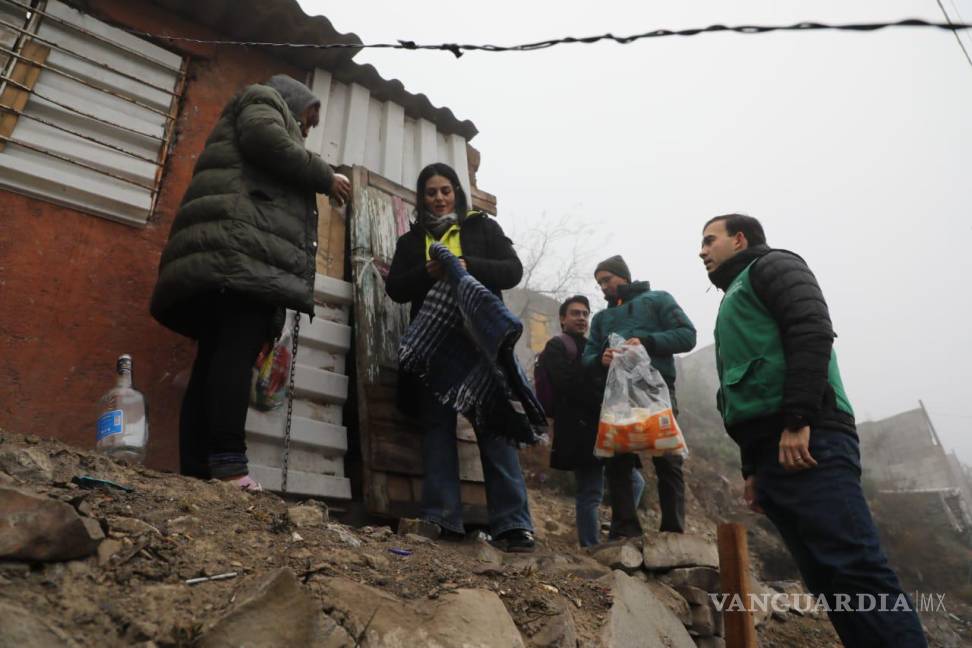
[1,430,969,647]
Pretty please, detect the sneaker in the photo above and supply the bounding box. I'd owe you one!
[494,529,535,553]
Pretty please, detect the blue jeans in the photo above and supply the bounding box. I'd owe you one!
[753,430,927,648]
[574,463,646,547]
[419,388,533,536]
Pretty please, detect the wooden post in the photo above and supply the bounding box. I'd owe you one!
[717,523,757,648]
[0,41,51,152]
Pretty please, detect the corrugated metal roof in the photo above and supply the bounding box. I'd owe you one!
[146,0,478,139]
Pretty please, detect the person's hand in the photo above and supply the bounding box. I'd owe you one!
[744,476,764,514]
[458,258,467,270]
[624,337,642,346]
[330,173,351,206]
[426,260,445,280]
[779,426,817,471]
[601,347,617,367]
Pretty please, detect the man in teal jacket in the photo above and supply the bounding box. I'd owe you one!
[583,255,697,537]
[701,213,925,648]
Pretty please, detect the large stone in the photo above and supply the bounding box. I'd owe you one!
[642,533,719,571]
[434,590,526,648]
[527,595,577,648]
[287,505,325,529]
[689,602,716,636]
[317,576,526,647]
[0,601,77,647]
[0,447,53,483]
[198,568,325,648]
[0,487,103,561]
[661,567,721,593]
[674,585,711,607]
[591,542,643,573]
[600,571,696,648]
[644,577,692,626]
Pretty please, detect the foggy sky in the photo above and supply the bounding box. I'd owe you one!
[301,1,972,463]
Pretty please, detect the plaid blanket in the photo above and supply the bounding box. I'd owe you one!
[399,243,547,446]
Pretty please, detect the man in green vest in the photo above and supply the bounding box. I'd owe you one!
[701,213,926,647]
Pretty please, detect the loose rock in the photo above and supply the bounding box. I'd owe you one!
[0,447,54,483]
[591,541,643,573]
[0,487,104,561]
[661,567,721,593]
[286,505,324,529]
[197,568,322,648]
[0,601,77,647]
[600,570,696,648]
[642,533,719,571]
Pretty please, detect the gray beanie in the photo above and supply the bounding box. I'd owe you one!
[265,74,320,121]
[594,255,631,283]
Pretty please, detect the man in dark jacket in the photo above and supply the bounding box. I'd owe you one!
[543,295,645,547]
[151,75,351,485]
[701,213,926,648]
[582,255,697,537]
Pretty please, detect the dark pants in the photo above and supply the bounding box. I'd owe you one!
[753,430,927,648]
[606,454,643,538]
[606,453,685,537]
[418,387,533,536]
[179,296,275,479]
[653,389,686,533]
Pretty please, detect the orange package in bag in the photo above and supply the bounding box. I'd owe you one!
[595,407,686,457]
[594,335,689,459]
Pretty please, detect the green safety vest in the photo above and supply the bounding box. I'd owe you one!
[425,223,463,260]
[714,259,854,426]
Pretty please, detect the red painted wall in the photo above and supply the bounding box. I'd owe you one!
[0,0,305,471]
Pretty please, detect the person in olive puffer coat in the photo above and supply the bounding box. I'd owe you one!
[150,74,351,488]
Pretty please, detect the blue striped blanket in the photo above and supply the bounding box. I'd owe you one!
[398,243,547,446]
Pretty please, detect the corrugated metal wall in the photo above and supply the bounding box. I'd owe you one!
[305,68,471,197]
[0,0,181,226]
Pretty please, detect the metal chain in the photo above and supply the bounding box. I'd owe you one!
[281,313,300,495]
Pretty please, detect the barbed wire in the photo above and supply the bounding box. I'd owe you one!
[124,19,972,58]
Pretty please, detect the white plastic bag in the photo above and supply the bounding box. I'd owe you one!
[595,333,688,458]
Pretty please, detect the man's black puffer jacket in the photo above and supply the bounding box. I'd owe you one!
[710,245,856,474]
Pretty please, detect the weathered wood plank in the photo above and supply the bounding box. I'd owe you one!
[315,196,346,279]
[0,41,50,152]
[386,473,413,504]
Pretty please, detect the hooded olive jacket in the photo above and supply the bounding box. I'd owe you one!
[150,82,334,338]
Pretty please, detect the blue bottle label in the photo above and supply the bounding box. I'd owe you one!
[97,410,124,441]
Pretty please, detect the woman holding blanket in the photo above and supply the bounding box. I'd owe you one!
[385,162,537,552]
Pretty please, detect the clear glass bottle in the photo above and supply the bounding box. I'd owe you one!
[96,354,148,464]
